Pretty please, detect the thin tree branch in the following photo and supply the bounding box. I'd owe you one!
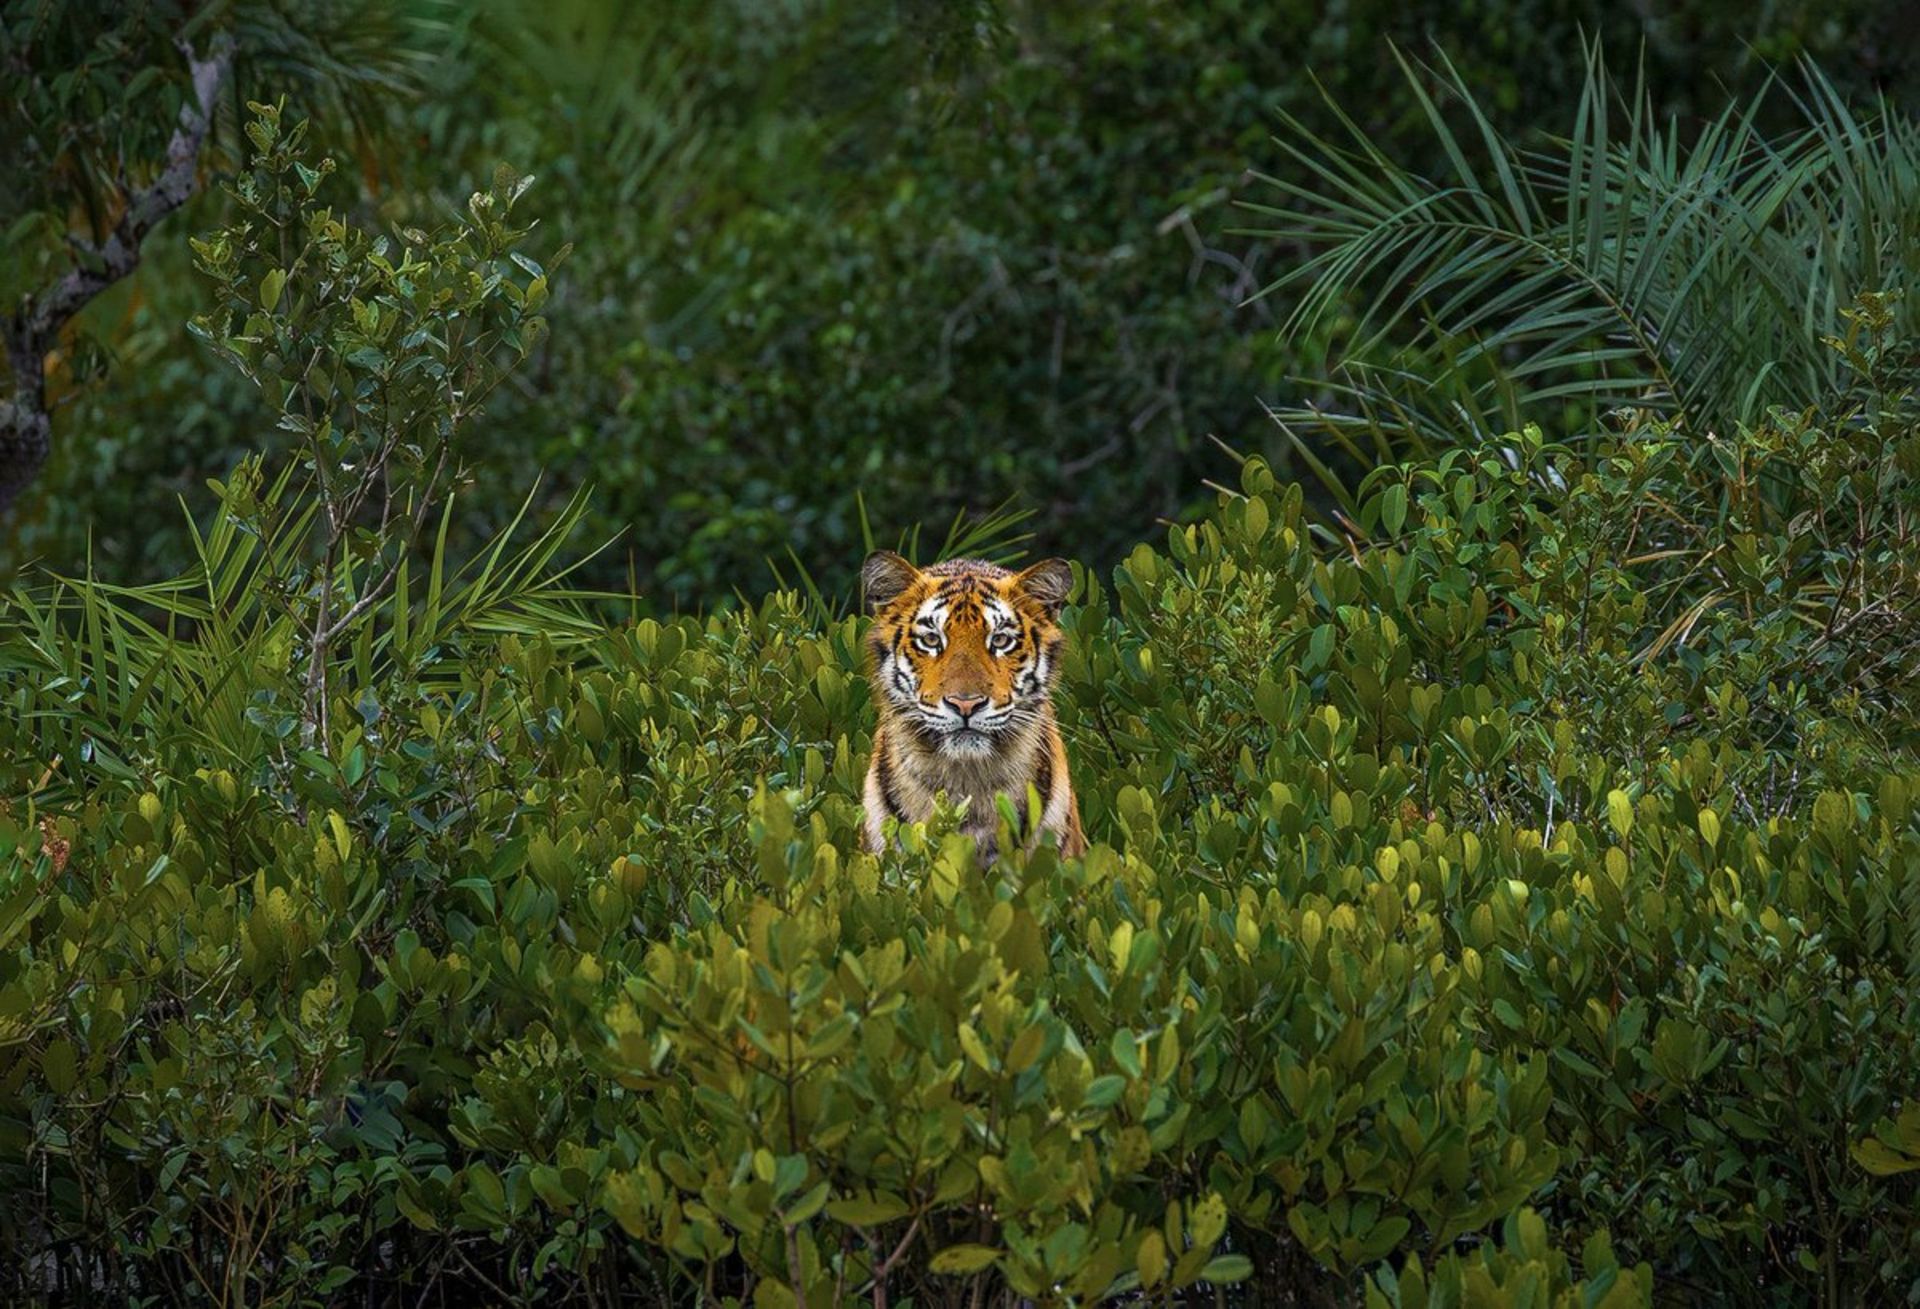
[0,33,234,514]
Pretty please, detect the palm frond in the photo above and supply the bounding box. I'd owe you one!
[1245,46,1920,469]
[0,467,614,801]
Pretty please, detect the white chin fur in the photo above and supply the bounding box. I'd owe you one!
[940,731,998,758]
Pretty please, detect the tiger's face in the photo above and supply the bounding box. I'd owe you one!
[862,552,1074,759]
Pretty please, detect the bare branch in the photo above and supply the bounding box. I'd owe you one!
[0,33,235,515]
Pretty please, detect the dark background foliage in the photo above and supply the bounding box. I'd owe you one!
[5,0,1917,606]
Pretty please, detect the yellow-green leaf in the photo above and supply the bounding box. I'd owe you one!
[1137,1229,1168,1288]
[1607,789,1634,839]
[930,1244,1001,1275]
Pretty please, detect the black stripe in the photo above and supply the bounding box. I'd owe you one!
[1031,745,1053,829]
[875,741,904,818]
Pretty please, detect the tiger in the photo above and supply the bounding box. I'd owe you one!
[859,550,1087,861]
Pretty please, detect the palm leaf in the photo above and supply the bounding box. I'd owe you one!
[1243,46,1920,470]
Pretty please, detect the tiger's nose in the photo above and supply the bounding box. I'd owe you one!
[943,694,988,720]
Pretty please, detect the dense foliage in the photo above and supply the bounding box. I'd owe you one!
[2,154,1914,1293]
[4,3,1920,1304]
[1249,50,1920,495]
[7,0,1919,605]
[5,422,1917,1301]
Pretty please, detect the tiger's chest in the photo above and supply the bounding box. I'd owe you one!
[866,726,1059,858]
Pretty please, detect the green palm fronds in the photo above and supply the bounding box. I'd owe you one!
[1,472,612,803]
[1246,46,1920,464]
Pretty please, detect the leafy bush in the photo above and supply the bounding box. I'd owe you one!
[4,394,1916,1300]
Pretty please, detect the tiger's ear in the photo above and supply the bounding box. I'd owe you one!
[1015,558,1075,616]
[861,550,921,614]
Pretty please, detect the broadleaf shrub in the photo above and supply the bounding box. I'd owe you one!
[4,381,1917,1299]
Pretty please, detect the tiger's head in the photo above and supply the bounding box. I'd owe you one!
[861,551,1074,759]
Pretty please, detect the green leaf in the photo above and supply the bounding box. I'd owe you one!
[1200,1254,1253,1284]
[529,1165,575,1210]
[1852,1139,1920,1176]
[1381,483,1408,536]
[929,1244,1001,1275]
[772,1153,808,1200]
[41,1039,78,1094]
[826,1193,911,1226]
[1606,790,1635,840]
[451,877,496,913]
[784,1179,831,1224]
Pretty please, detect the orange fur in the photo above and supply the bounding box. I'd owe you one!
[859,552,1085,861]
